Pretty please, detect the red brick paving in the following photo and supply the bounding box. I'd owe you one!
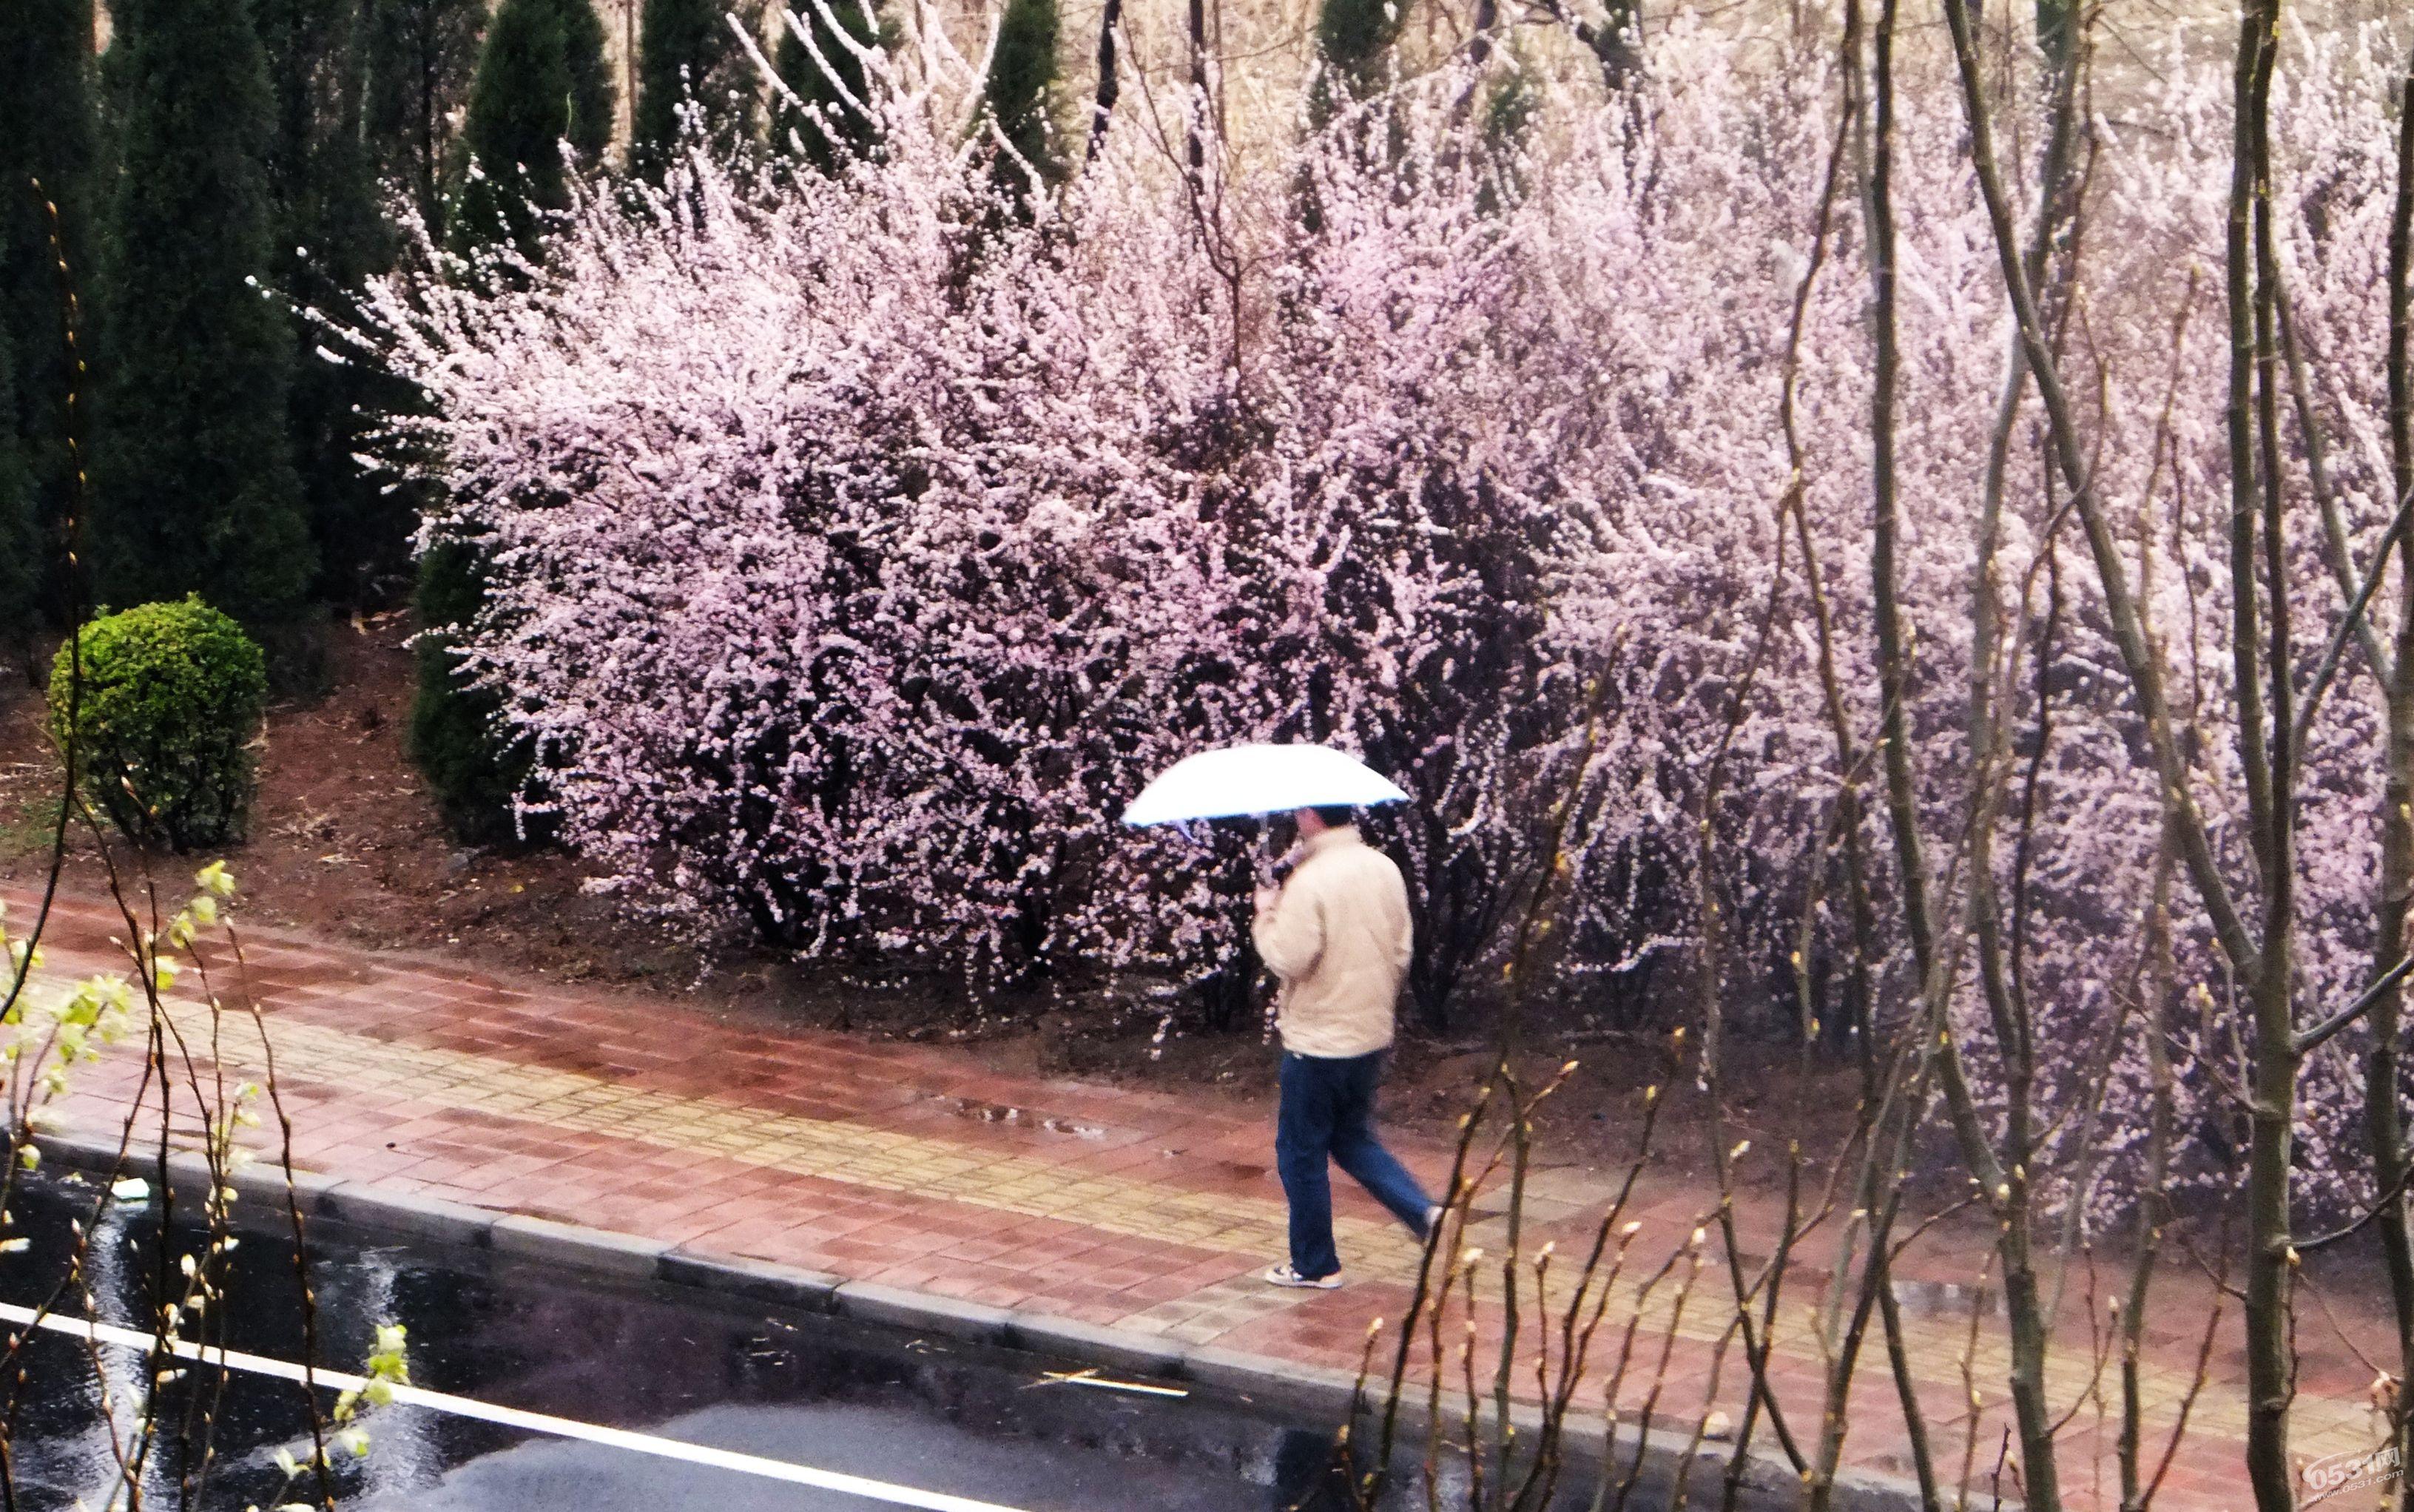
[7,885,2401,1510]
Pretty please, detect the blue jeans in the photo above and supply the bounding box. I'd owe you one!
[1276,1050,1435,1280]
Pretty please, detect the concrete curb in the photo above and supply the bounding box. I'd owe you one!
[493,1214,669,1278]
[657,1250,843,1311]
[320,1182,494,1249]
[1181,1343,1359,1420]
[21,1130,1951,1512]
[835,1280,1015,1341]
[1002,1312,1187,1380]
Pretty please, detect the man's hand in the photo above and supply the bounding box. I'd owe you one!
[1253,885,1281,915]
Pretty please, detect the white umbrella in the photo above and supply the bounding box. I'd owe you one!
[1121,743,1410,826]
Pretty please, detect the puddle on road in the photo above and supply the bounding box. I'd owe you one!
[1721,1254,2000,1321]
[1888,1278,2000,1318]
[926,1095,1110,1141]
[1,1169,1439,1511]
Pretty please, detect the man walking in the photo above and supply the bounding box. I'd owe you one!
[1252,804,1439,1289]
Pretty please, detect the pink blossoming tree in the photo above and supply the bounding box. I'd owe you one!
[360,6,2414,1501]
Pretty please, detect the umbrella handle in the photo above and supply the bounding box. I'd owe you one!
[1258,840,1303,891]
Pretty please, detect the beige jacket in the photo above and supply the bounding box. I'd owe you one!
[1252,826,1413,1059]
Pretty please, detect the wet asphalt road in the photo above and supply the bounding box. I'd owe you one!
[0,1167,1433,1511]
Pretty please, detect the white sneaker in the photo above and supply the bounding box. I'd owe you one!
[1263,1263,1343,1289]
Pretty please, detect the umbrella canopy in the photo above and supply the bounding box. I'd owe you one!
[1121,744,1410,826]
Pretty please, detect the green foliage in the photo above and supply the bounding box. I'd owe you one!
[407,542,528,844]
[1473,60,1537,216]
[0,789,64,863]
[365,0,485,241]
[258,0,386,284]
[772,0,883,173]
[49,597,269,851]
[1587,0,1642,88]
[1298,0,1403,233]
[258,0,414,605]
[633,0,757,175]
[1483,60,1537,147]
[451,0,613,257]
[417,0,602,831]
[1309,0,1400,121]
[89,0,315,628]
[980,0,1059,209]
[2035,0,2075,74]
[0,326,36,668]
[0,0,98,628]
[549,0,614,160]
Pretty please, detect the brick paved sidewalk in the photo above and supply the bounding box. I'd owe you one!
[9,886,2399,1511]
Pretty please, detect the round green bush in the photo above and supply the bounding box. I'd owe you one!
[48,596,269,851]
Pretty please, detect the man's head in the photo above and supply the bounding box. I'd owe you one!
[1295,804,1355,837]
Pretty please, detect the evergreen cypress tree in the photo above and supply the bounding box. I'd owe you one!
[89,0,315,627]
[1472,58,1536,217]
[553,0,618,161]
[0,325,38,675]
[772,0,880,172]
[980,0,1059,209]
[550,0,616,162]
[2037,0,2076,76]
[454,0,573,254]
[0,0,98,625]
[1316,0,1397,83]
[633,0,756,175]
[258,0,411,604]
[408,538,532,844]
[365,0,485,243]
[1309,0,1400,124]
[1296,0,1403,234]
[1588,0,1640,89]
[451,0,615,257]
[772,2,874,169]
[424,0,608,839]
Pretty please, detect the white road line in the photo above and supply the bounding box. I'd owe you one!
[0,1300,1037,1512]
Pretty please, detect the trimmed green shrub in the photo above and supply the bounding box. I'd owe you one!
[407,541,527,844]
[49,597,269,850]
